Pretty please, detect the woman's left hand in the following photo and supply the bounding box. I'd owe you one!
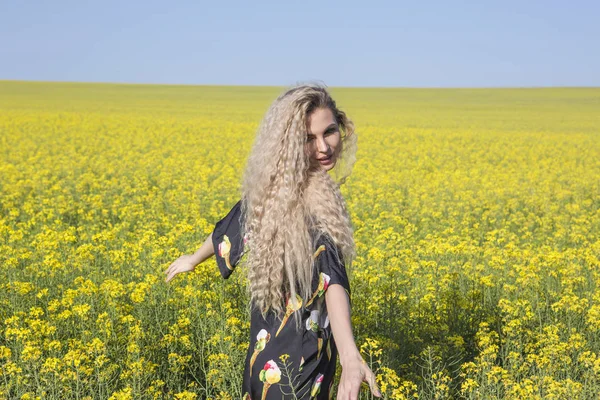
[337,354,382,399]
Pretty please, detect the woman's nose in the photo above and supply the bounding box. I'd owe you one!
[316,137,329,153]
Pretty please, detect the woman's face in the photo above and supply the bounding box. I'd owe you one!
[306,107,341,172]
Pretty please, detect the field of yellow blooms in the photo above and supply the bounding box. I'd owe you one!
[1,81,600,399]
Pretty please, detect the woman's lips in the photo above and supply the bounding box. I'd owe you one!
[318,155,333,165]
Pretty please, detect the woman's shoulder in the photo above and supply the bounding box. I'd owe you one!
[310,229,351,299]
[309,229,336,248]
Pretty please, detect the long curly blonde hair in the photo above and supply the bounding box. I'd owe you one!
[239,82,358,327]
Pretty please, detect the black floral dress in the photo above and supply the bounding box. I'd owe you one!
[211,200,352,400]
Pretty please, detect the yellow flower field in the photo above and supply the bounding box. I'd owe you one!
[1,81,599,399]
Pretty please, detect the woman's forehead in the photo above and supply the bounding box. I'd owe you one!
[308,108,336,134]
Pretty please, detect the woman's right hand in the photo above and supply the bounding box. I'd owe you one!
[164,255,196,283]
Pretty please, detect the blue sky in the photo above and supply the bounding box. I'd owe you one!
[1,0,598,87]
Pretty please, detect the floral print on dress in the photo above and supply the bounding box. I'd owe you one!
[218,235,234,270]
[305,310,320,332]
[313,244,326,259]
[317,337,324,359]
[275,294,303,337]
[214,203,351,399]
[305,309,326,359]
[259,360,281,400]
[250,329,271,376]
[305,272,331,307]
[310,373,324,398]
[305,310,329,333]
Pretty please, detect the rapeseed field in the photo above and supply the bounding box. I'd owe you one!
[1,81,599,399]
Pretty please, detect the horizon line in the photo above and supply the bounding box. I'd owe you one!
[1,79,599,90]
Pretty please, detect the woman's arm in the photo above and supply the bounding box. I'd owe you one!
[165,232,216,283]
[189,232,216,267]
[326,284,381,399]
[326,284,361,365]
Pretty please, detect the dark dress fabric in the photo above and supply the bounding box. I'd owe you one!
[212,200,352,400]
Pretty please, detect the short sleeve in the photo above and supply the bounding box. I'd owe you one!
[315,234,351,305]
[212,200,246,279]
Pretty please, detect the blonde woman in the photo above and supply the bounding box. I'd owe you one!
[165,83,381,400]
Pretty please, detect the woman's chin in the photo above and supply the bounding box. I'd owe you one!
[320,162,336,172]
[308,160,336,172]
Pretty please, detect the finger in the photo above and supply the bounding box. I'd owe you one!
[169,264,180,277]
[335,383,342,400]
[166,271,175,283]
[349,381,361,400]
[336,383,347,400]
[366,372,382,398]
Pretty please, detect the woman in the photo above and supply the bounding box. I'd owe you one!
[165,83,381,400]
